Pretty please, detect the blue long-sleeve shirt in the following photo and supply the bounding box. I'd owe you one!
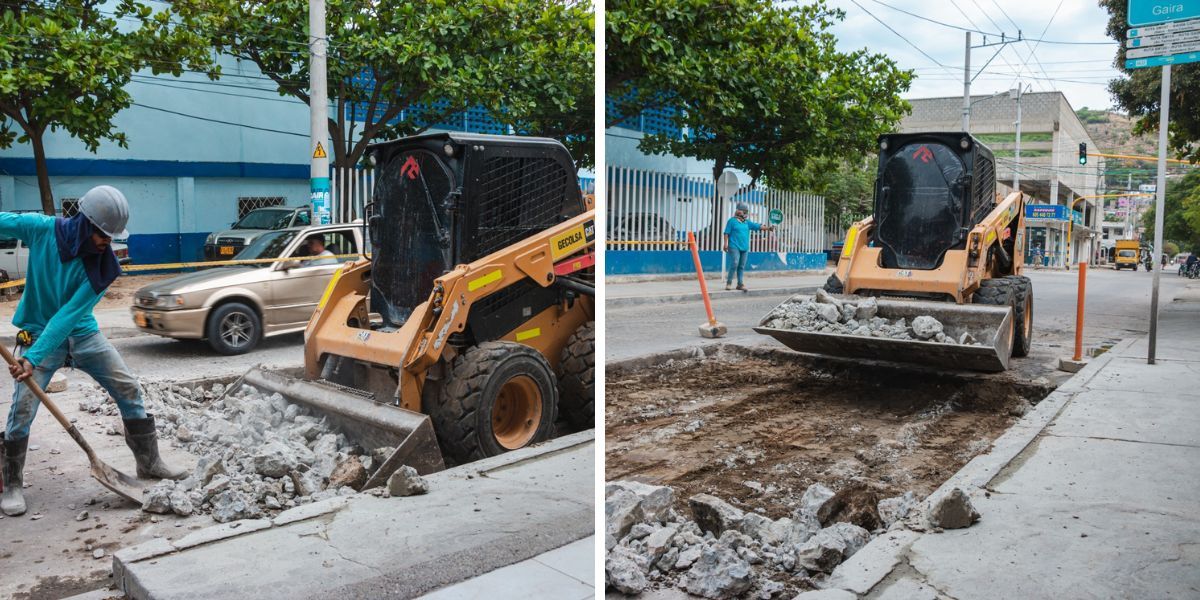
[0,213,104,367]
[723,217,762,252]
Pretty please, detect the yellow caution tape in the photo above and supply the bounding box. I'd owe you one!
[0,253,370,291]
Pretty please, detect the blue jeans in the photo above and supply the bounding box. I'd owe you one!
[6,331,146,439]
[726,248,748,286]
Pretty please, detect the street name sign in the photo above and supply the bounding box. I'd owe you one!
[1128,0,1200,26]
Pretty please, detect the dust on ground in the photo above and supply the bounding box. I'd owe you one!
[0,273,176,313]
[605,349,1055,518]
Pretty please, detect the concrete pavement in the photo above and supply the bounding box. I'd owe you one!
[817,282,1200,599]
[112,431,595,599]
[606,269,831,307]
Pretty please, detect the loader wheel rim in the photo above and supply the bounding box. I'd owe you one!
[492,375,542,450]
[219,312,252,348]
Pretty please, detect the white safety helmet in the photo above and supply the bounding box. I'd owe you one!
[78,185,130,239]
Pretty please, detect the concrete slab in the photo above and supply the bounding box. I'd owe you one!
[871,577,939,600]
[1086,355,1200,395]
[1048,389,1200,446]
[989,435,1200,513]
[908,494,1200,599]
[115,432,595,600]
[420,538,593,600]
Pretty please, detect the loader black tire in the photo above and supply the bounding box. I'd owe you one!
[822,274,844,294]
[434,341,558,465]
[973,278,1018,357]
[1007,276,1033,358]
[557,321,595,429]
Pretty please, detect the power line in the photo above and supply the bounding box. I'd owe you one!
[863,0,1115,45]
[850,0,957,77]
[131,102,309,138]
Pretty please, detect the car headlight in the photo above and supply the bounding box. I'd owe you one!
[154,294,186,310]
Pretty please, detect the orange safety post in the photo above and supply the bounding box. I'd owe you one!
[1073,261,1087,362]
[688,232,726,338]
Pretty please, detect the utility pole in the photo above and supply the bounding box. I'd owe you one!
[1148,64,1170,364]
[962,32,971,132]
[309,0,331,225]
[1011,83,1023,192]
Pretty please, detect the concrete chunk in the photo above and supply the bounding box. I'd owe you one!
[928,488,980,529]
[690,493,745,536]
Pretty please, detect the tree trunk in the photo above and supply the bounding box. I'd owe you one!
[29,130,55,216]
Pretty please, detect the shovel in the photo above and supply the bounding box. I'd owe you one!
[0,345,145,504]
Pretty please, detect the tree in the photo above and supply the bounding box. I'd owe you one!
[791,154,875,234]
[172,0,594,177]
[0,1,217,215]
[1142,171,1200,253]
[607,0,912,184]
[1101,0,1200,163]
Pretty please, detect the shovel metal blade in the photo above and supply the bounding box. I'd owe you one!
[755,296,1014,372]
[89,458,146,505]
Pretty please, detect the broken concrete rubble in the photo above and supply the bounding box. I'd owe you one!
[928,487,980,529]
[386,465,429,497]
[762,296,984,346]
[129,381,371,521]
[605,481,917,598]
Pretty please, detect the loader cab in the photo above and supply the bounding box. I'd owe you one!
[873,132,996,270]
[366,133,586,329]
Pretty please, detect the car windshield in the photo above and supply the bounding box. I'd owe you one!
[235,230,299,264]
[233,209,293,230]
[1118,250,1135,258]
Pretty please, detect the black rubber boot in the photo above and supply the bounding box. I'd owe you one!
[123,415,187,480]
[1,433,28,516]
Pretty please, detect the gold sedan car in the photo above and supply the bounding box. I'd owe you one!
[131,223,363,354]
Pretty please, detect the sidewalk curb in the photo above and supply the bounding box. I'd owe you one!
[818,335,1141,597]
[607,286,819,307]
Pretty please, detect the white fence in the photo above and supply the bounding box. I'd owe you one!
[606,166,825,253]
[330,167,375,223]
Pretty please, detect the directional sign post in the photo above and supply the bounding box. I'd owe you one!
[1125,0,1197,364]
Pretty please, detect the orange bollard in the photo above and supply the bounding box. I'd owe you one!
[688,231,726,338]
[1073,261,1087,362]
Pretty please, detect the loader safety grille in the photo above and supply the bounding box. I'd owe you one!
[475,156,569,258]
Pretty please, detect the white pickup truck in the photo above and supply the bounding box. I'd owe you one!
[0,234,131,279]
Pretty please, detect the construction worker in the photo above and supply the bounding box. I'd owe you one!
[722,202,774,291]
[0,186,185,517]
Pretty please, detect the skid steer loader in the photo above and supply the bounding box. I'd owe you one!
[241,133,595,483]
[756,132,1032,372]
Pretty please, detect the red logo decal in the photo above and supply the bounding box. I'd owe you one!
[400,156,421,180]
[912,146,933,163]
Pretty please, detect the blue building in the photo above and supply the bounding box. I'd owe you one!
[0,55,560,265]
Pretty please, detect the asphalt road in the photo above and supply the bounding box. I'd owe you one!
[604,267,1193,376]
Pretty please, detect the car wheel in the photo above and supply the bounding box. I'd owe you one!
[206,302,261,355]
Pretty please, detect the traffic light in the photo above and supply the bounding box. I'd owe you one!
[1078,143,1087,165]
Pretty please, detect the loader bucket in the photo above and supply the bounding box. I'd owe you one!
[242,368,445,486]
[754,296,1014,372]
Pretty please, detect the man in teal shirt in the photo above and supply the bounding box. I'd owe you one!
[0,186,185,517]
[722,202,774,291]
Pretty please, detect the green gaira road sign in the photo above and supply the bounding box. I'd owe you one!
[768,209,783,225]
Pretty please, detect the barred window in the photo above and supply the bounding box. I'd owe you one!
[237,196,285,219]
[61,198,80,217]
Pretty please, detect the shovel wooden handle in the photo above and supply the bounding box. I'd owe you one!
[0,344,97,459]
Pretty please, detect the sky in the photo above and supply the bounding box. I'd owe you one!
[823,0,1127,112]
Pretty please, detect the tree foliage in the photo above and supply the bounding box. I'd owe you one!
[1101,0,1200,163]
[0,0,217,214]
[1142,171,1200,253]
[173,0,594,169]
[791,154,875,234]
[606,0,911,184]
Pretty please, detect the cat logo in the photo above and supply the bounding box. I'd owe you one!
[551,224,589,260]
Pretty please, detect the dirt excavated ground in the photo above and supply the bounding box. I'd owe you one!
[605,348,1055,519]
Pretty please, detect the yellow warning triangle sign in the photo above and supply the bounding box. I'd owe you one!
[312,142,327,159]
